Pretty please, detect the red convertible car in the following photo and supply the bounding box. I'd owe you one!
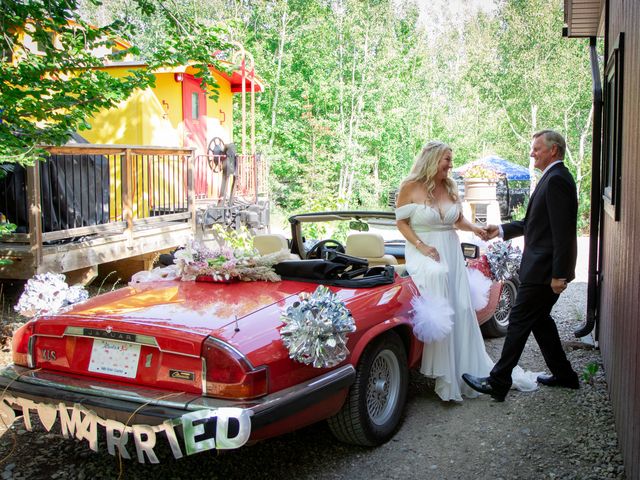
[0,211,514,463]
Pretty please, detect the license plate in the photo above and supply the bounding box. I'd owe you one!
[88,339,141,379]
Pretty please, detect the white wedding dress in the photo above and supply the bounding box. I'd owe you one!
[396,202,539,401]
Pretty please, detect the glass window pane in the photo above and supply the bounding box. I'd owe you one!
[191,92,199,120]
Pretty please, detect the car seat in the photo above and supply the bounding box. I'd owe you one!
[253,234,300,259]
[345,233,398,267]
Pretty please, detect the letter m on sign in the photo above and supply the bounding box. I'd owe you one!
[59,403,82,438]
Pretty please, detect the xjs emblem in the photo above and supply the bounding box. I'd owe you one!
[41,349,57,361]
[169,370,195,381]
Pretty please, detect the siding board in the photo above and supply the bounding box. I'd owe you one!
[599,0,640,477]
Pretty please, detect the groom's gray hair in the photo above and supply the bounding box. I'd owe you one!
[533,129,566,159]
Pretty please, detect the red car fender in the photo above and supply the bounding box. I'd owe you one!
[348,317,421,369]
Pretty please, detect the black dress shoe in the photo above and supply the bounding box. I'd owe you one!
[537,374,579,389]
[462,373,507,402]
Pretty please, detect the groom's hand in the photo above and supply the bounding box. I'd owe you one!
[483,224,500,240]
[551,278,568,294]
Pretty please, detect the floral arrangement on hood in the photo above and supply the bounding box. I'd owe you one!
[15,273,89,318]
[174,240,286,282]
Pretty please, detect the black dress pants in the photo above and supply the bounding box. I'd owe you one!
[489,283,576,393]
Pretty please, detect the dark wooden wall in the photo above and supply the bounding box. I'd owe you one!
[599,0,640,478]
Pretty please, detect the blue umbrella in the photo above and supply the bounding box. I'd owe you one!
[454,155,531,181]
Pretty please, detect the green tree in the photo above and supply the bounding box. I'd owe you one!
[71,0,593,227]
[462,0,593,228]
[0,0,230,165]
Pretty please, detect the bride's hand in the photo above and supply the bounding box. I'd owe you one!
[472,225,488,241]
[417,243,440,262]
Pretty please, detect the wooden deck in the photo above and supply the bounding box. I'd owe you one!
[0,144,267,281]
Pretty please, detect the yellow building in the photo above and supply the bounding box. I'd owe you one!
[84,61,262,157]
[80,60,263,218]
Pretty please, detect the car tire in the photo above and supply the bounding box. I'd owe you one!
[481,277,519,338]
[328,330,408,446]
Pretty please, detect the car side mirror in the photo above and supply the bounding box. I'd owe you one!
[460,242,479,259]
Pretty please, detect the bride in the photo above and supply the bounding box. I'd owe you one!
[395,141,538,401]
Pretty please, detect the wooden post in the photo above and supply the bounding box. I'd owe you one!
[251,69,256,157]
[186,150,196,235]
[122,148,134,248]
[241,57,247,156]
[250,64,258,203]
[26,163,43,272]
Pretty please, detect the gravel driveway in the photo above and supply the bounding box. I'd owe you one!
[0,240,626,479]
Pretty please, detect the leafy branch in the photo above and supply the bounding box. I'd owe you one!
[0,0,231,165]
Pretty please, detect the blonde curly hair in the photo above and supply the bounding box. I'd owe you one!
[402,141,458,203]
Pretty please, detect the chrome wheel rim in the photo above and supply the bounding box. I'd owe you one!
[494,281,516,327]
[366,349,401,426]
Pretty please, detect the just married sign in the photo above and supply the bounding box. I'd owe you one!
[0,395,252,463]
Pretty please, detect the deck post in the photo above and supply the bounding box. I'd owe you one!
[26,163,43,271]
[122,148,134,249]
[187,149,196,235]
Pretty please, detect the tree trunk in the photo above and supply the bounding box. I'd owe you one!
[269,5,288,149]
[529,104,538,195]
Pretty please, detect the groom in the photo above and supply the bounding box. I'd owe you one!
[463,129,579,401]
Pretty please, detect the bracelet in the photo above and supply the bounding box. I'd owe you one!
[415,240,424,247]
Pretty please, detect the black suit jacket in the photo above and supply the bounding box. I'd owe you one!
[502,162,578,284]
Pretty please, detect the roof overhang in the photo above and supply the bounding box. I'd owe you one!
[563,0,605,38]
[217,69,264,93]
[99,61,263,93]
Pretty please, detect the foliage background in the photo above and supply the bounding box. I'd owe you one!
[6,0,595,231]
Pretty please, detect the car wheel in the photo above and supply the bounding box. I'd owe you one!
[328,331,408,446]
[481,278,519,338]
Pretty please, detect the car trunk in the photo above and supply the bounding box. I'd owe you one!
[28,280,306,394]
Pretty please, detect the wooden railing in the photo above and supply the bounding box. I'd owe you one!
[0,145,196,259]
[0,144,270,278]
[1,143,269,243]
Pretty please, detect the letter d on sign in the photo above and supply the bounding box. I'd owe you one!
[215,408,251,449]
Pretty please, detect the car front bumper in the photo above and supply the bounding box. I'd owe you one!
[0,364,355,461]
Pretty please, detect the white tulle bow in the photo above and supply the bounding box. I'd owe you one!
[410,294,454,343]
[466,268,492,311]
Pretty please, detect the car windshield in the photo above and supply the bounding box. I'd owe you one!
[299,215,404,251]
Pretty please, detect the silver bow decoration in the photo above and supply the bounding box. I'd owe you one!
[15,273,89,318]
[280,285,356,368]
[486,241,522,281]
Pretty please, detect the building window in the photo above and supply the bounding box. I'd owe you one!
[191,92,199,120]
[602,32,624,221]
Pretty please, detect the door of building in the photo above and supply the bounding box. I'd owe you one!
[182,74,208,156]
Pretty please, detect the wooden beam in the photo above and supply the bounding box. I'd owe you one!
[26,164,42,269]
[64,265,99,286]
[0,233,30,243]
[38,223,193,273]
[41,222,127,242]
[187,152,196,235]
[132,212,191,227]
[122,149,134,249]
[45,145,193,156]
